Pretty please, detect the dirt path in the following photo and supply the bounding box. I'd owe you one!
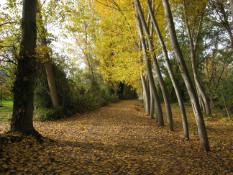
[0,100,233,174]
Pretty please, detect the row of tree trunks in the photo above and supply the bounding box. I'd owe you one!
[136,11,164,127]
[147,0,156,120]
[162,0,210,151]
[135,0,174,131]
[146,0,189,139]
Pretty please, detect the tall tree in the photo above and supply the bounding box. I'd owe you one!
[11,0,40,136]
[37,1,60,108]
[183,0,211,116]
[162,0,210,151]
[135,0,173,131]
[147,0,189,138]
[136,12,164,127]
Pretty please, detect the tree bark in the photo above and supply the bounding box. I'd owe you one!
[82,22,96,87]
[141,74,150,114]
[136,10,164,127]
[11,0,39,135]
[183,0,211,116]
[135,0,173,131]
[44,62,60,108]
[37,2,60,108]
[149,83,155,119]
[147,0,189,138]
[162,0,210,151]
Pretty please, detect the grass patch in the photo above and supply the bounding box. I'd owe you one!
[0,100,13,123]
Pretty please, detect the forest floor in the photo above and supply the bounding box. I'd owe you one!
[0,100,233,175]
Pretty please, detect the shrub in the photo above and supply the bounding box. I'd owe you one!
[34,107,65,121]
[34,62,118,121]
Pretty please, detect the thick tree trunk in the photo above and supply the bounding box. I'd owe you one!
[11,0,39,135]
[162,0,210,151]
[136,10,164,127]
[147,0,189,138]
[135,0,173,131]
[141,74,150,114]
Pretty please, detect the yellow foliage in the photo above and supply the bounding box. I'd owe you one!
[94,0,142,89]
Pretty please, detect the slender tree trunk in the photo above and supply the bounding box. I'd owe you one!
[11,0,40,136]
[141,74,150,114]
[136,10,164,127]
[149,83,155,119]
[83,23,96,86]
[146,58,164,126]
[183,1,211,116]
[44,63,60,107]
[141,75,147,112]
[135,0,173,131]
[37,2,60,108]
[147,0,189,138]
[193,71,211,116]
[223,96,231,119]
[162,0,210,151]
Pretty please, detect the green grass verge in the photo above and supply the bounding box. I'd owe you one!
[0,100,13,123]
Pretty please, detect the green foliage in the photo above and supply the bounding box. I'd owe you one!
[34,107,65,122]
[0,100,13,122]
[34,60,118,121]
[210,73,233,115]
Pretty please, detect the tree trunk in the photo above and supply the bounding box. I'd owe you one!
[11,0,39,135]
[141,74,150,114]
[162,0,210,151]
[135,0,173,131]
[37,2,60,108]
[83,23,96,86]
[141,75,147,112]
[147,0,189,138]
[149,83,155,119]
[44,63,60,108]
[183,1,211,116]
[136,10,164,127]
[146,59,164,127]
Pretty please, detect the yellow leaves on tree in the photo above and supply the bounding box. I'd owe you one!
[94,0,142,89]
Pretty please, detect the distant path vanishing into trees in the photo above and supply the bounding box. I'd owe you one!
[0,100,233,174]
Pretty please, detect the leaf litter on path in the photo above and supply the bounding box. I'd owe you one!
[0,100,233,174]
